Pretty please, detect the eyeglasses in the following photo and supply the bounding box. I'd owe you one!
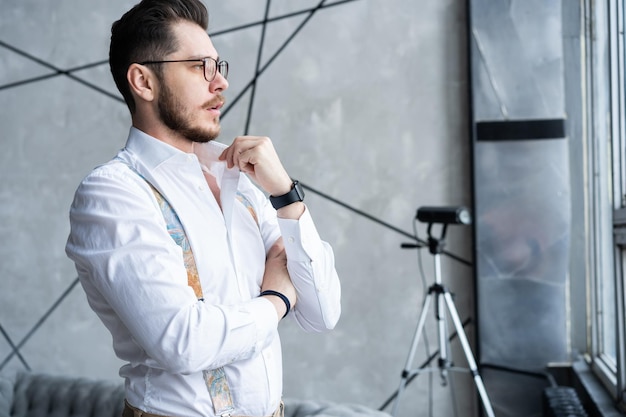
[139,57,229,82]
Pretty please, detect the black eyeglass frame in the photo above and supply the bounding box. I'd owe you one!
[138,57,229,82]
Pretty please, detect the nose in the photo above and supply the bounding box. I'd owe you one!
[209,71,228,93]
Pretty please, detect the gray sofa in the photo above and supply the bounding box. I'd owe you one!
[0,372,390,417]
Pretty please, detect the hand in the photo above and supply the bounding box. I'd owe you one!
[261,239,297,319]
[219,136,292,197]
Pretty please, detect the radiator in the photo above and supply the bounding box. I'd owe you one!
[542,386,588,417]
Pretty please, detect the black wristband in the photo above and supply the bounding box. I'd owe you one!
[260,290,291,319]
[269,181,305,210]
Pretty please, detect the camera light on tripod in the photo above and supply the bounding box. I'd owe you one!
[416,206,472,225]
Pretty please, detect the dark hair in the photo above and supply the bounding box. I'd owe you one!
[109,0,209,113]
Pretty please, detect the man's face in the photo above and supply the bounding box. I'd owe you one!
[157,76,223,143]
[156,20,228,143]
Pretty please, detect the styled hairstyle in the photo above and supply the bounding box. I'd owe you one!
[109,0,209,113]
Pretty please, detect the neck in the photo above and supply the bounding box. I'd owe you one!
[132,117,193,153]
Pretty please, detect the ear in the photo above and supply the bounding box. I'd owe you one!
[127,63,157,103]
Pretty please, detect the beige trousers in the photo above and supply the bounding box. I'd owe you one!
[123,400,285,417]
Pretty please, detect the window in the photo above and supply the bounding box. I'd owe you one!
[586,0,626,406]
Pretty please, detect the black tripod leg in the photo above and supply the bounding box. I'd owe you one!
[442,292,495,417]
[391,292,433,417]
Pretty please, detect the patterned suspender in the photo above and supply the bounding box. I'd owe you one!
[148,182,236,416]
[118,160,258,416]
[151,188,205,299]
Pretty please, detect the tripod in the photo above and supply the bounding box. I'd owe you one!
[390,223,495,417]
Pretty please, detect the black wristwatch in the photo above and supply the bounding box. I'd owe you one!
[269,180,305,209]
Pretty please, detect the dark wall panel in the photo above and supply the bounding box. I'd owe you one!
[469,0,570,415]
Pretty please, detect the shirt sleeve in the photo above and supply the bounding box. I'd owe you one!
[277,208,342,331]
[246,179,341,332]
[65,164,279,375]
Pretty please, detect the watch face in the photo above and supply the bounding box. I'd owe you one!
[294,181,305,199]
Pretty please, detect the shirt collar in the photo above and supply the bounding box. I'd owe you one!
[124,126,239,188]
[125,127,188,171]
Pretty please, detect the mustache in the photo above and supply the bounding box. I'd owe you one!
[204,95,226,109]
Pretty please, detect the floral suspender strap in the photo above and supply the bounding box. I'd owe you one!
[118,160,260,417]
[149,183,236,417]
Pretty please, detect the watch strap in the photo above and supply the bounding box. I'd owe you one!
[269,180,305,209]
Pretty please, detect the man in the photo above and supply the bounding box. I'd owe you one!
[65,1,341,416]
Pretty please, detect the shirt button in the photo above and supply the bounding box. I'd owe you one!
[288,237,295,244]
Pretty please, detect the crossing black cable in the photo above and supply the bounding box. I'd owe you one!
[0,0,473,371]
[301,182,472,266]
[221,0,328,119]
[0,40,124,102]
[0,278,80,371]
[208,0,361,37]
[0,1,471,265]
[244,0,273,135]
[0,1,362,94]
[0,323,30,370]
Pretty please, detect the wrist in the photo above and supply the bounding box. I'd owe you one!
[270,179,294,197]
[276,201,305,219]
[260,290,291,319]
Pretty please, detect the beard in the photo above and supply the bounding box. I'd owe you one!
[158,82,223,143]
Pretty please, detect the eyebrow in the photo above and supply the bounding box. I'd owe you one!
[187,55,219,61]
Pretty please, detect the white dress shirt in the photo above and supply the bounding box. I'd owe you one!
[65,127,341,417]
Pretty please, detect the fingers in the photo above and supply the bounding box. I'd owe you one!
[262,238,296,311]
[219,136,269,170]
[219,135,292,196]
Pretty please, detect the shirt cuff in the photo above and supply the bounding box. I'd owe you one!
[247,297,280,345]
[277,207,322,262]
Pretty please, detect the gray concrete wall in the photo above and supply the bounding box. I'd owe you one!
[0,1,475,415]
